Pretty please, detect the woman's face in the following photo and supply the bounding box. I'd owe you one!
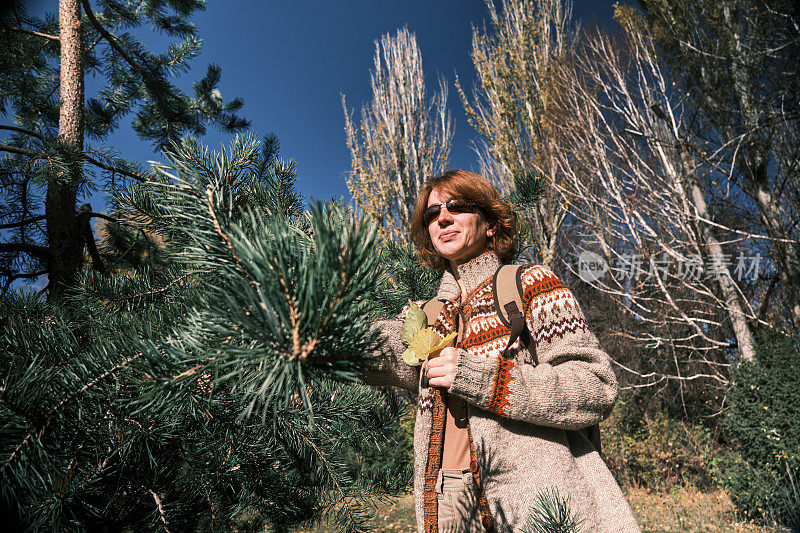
[427,187,493,268]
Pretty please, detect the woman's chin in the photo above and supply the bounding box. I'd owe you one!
[434,241,458,255]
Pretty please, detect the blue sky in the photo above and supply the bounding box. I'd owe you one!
[26,0,617,205]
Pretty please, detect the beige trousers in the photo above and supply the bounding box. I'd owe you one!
[436,468,483,533]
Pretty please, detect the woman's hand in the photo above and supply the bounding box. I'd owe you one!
[423,347,458,388]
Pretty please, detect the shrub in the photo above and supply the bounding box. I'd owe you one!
[601,396,718,490]
[717,333,800,528]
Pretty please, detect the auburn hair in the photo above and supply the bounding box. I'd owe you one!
[409,170,518,270]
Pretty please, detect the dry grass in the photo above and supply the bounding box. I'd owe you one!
[296,486,782,532]
[626,485,779,532]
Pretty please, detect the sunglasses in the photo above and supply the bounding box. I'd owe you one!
[423,198,479,225]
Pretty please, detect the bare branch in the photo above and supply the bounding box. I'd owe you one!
[457,0,576,266]
[610,357,728,386]
[86,212,116,222]
[547,18,758,363]
[1,270,48,296]
[77,205,105,274]
[342,27,452,244]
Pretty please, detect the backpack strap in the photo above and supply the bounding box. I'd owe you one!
[493,265,533,361]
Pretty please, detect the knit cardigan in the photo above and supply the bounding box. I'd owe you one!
[370,252,640,532]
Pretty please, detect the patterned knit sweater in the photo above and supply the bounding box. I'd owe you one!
[370,252,641,532]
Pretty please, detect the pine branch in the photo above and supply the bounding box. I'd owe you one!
[84,153,146,182]
[0,124,45,140]
[0,215,46,229]
[204,184,255,287]
[0,144,43,159]
[148,488,171,533]
[1,352,144,476]
[0,138,145,182]
[266,249,315,362]
[108,273,195,303]
[1,123,146,181]
[522,487,583,533]
[0,242,51,257]
[205,183,325,362]
[279,413,344,499]
[10,27,59,41]
[0,134,400,530]
[80,0,143,75]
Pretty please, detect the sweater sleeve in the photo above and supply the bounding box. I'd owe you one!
[448,266,618,430]
[360,303,421,393]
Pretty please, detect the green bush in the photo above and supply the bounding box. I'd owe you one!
[601,396,718,490]
[717,333,800,528]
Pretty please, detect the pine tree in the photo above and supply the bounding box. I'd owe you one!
[1,134,413,531]
[0,0,248,299]
[522,488,583,533]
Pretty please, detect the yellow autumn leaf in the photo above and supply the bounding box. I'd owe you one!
[426,331,458,359]
[405,328,458,366]
[409,327,441,357]
[401,347,422,366]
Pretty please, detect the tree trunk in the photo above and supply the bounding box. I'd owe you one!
[48,0,84,300]
[749,177,800,331]
[679,146,756,362]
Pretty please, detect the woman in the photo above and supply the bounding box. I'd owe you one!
[369,170,639,532]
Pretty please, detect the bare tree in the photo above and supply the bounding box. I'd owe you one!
[342,27,452,244]
[639,0,800,332]
[547,6,761,374]
[456,0,574,266]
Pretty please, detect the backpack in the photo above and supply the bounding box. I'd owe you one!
[422,264,603,455]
